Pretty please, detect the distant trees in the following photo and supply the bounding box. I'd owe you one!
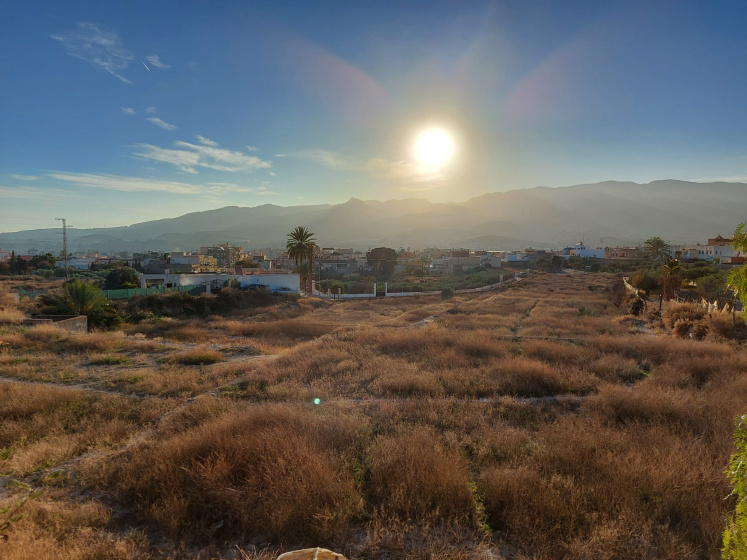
[727,222,747,318]
[286,226,317,292]
[104,266,140,290]
[644,237,670,261]
[367,247,398,275]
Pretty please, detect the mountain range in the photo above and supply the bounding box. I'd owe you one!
[1,180,744,253]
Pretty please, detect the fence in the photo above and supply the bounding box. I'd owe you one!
[313,276,520,300]
[103,285,202,300]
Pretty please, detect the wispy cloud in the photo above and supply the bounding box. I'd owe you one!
[295,149,446,183]
[146,117,178,130]
[47,172,276,198]
[246,145,258,151]
[196,135,217,146]
[11,175,39,181]
[0,185,87,200]
[146,106,157,114]
[132,139,272,174]
[269,172,277,177]
[145,54,169,69]
[121,107,135,115]
[274,154,287,157]
[51,22,133,83]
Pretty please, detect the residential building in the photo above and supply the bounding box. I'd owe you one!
[566,243,606,259]
[199,243,243,267]
[605,247,648,260]
[0,249,13,262]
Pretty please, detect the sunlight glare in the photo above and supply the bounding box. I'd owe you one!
[413,128,455,167]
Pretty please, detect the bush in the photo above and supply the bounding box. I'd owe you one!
[441,287,454,299]
[630,269,658,294]
[723,415,747,558]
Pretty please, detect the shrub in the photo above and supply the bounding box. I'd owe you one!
[102,406,364,543]
[167,347,225,365]
[367,426,475,524]
[723,415,747,559]
[441,287,455,299]
[673,319,692,338]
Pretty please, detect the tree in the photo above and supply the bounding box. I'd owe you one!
[63,280,108,315]
[286,226,317,292]
[104,266,140,290]
[659,258,682,301]
[727,222,747,318]
[367,247,398,275]
[644,236,670,261]
[550,255,563,272]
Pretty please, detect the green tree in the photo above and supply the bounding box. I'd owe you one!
[550,255,563,272]
[659,258,682,301]
[723,415,747,559]
[727,222,747,318]
[286,226,317,292]
[644,236,670,261]
[367,247,398,275]
[63,280,108,315]
[104,266,140,290]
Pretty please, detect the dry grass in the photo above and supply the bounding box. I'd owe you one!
[166,346,225,365]
[0,382,167,475]
[96,405,366,544]
[1,272,745,558]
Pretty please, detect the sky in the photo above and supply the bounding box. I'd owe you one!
[1,0,747,233]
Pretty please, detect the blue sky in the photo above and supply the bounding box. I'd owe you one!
[1,0,746,232]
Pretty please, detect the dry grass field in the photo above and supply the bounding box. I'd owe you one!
[1,274,745,559]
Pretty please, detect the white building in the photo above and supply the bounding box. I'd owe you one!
[568,243,606,259]
[141,271,300,293]
[0,249,11,262]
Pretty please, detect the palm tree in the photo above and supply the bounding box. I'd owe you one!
[62,280,107,315]
[644,237,670,261]
[660,258,682,302]
[286,226,317,292]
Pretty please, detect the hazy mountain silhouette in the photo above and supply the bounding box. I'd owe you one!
[1,180,744,253]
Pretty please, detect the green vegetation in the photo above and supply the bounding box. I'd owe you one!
[723,415,747,558]
[728,222,747,318]
[286,226,317,293]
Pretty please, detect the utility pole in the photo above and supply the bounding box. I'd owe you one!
[55,218,70,280]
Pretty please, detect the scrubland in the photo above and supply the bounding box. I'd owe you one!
[1,274,745,559]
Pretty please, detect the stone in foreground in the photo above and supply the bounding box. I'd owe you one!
[277,548,346,560]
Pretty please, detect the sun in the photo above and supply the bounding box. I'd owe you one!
[413,128,455,167]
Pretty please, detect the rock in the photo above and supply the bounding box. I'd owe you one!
[277,548,347,560]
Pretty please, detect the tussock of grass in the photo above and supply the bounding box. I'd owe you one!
[167,347,225,365]
[99,405,366,543]
[88,353,132,366]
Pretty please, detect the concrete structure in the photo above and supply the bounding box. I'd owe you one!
[25,315,88,333]
[141,271,300,293]
[0,249,11,262]
[199,243,243,267]
[605,247,648,260]
[566,243,606,259]
[674,236,741,262]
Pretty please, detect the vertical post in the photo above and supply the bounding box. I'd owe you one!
[55,217,69,280]
[311,279,316,295]
[337,287,341,300]
[384,282,388,296]
[373,282,376,296]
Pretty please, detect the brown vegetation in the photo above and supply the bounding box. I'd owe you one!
[0,273,745,559]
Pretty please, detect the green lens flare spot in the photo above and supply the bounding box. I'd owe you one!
[314,398,321,405]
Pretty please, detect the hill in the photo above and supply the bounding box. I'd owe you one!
[0,180,744,252]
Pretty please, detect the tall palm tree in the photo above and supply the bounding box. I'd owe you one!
[644,237,670,261]
[286,226,317,292]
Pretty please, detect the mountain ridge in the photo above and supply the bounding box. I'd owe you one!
[1,180,744,253]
